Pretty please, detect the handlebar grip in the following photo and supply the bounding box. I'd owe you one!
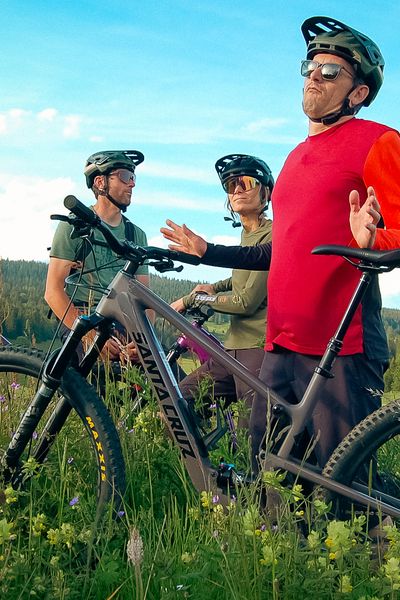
[64,195,100,226]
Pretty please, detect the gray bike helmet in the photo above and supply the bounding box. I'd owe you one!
[84,150,145,188]
[215,154,274,191]
[302,16,384,107]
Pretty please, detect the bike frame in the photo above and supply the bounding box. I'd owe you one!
[43,259,400,518]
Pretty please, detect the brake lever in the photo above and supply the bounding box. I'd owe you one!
[149,260,184,274]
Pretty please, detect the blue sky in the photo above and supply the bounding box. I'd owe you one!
[1,0,399,307]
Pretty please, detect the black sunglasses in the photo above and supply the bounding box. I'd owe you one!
[301,59,354,81]
[108,169,136,184]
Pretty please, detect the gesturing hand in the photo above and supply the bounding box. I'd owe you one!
[349,186,381,248]
[160,220,208,257]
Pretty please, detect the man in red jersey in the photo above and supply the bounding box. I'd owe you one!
[161,17,400,472]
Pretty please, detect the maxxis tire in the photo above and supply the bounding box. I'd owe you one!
[322,399,400,518]
[0,346,126,519]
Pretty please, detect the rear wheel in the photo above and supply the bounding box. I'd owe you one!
[0,346,126,526]
[322,400,400,522]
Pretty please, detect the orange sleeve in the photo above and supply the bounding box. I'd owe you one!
[363,129,400,249]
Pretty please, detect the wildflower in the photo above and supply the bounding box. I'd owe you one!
[4,486,18,505]
[324,520,353,559]
[260,544,278,566]
[117,510,125,518]
[329,552,337,561]
[49,555,60,567]
[307,530,321,551]
[188,507,200,521]
[339,575,353,593]
[313,498,330,516]
[181,552,195,564]
[0,518,14,544]
[127,528,144,566]
[21,456,40,477]
[291,484,304,502]
[200,491,212,509]
[56,523,75,549]
[32,431,38,440]
[212,495,220,504]
[69,496,79,507]
[242,506,261,536]
[47,528,61,545]
[383,557,400,590]
[0,395,5,402]
[31,513,47,537]
[10,382,20,390]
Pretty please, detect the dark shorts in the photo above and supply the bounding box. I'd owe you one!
[250,349,387,470]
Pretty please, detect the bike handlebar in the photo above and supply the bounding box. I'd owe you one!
[62,195,202,268]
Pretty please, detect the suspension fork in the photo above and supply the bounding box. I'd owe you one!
[5,315,113,470]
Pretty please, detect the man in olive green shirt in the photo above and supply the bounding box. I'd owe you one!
[45,150,148,361]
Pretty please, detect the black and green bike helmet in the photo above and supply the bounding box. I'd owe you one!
[302,16,384,106]
[215,154,274,191]
[84,150,145,188]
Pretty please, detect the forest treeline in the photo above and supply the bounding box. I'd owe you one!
[1,258,400,392]
[0,259,229,344]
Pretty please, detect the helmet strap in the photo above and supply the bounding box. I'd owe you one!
[105,192,127,213]
[96,175,127,212]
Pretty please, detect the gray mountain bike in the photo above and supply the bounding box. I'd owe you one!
[1,195,400,525]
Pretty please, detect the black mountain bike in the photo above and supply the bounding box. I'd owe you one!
[1,195,400,526]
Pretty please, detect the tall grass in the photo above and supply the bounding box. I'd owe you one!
[1,366,400,599]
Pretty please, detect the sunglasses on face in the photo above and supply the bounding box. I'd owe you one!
[109,169,136,184]
[301,59,354,81]
[223,175,261,194]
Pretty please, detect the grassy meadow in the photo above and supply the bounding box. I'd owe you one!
[1,363,400,599]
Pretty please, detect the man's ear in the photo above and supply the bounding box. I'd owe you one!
[93,174,106,192]
[349,83,370,107]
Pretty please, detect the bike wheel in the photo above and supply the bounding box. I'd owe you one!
[0,346,126,526]
[322,400,400,521]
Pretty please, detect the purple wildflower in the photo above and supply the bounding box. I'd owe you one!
[32,431,38,440]
[117,510,125,518]
[212,495,220,504]
[69,496,79,507]
[11,382,20,390]
[0,395,6,402]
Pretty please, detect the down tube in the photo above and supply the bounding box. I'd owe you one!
[97,278,224,497]
[108,274,277,401]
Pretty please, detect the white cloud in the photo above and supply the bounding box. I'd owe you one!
[0,174,77,262]
[62,115,82,139]
[379,272,400,309]
[0,107,85,141]
[37,108,58,122]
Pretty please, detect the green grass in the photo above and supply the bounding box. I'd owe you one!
[1,367,400,599]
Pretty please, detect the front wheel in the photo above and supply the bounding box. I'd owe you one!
[322,400,400,521]
[0,346,126,526]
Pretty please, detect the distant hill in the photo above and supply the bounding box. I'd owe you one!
[1,259,399,350]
